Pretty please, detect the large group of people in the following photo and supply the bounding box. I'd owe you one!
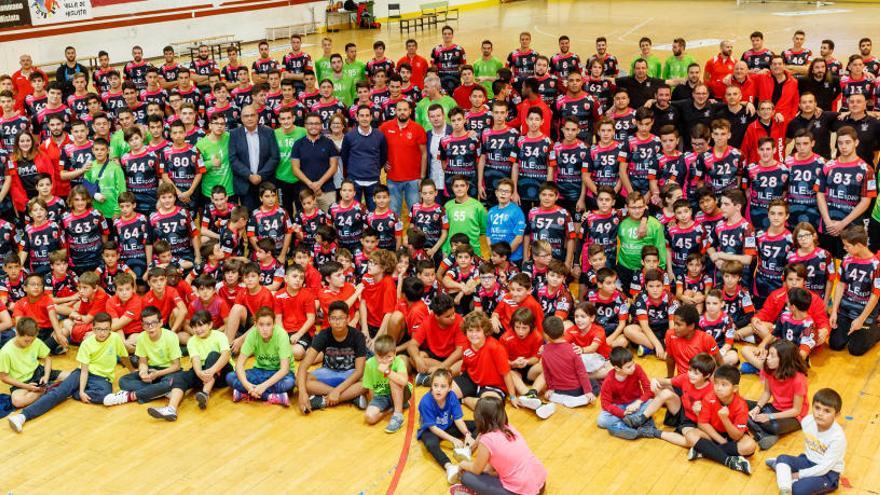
[0,24,870,495]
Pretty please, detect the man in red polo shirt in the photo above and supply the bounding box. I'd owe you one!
[704,40,736,99]
[11,55,48,114]
[397,39,429,89]
[380,98,427,216]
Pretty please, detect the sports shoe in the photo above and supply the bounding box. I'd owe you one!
[195,391,209,410]
[764,457,778,470]
[779,487,792,495]
[687,447,702,461]
[103,390,132,407]
[740,362,760,374]
[636,423,662,439]
[355,394,368,410]
[232,389,250,403]
[7,413,25,433]
[309,395,326,411]
[517,395,543,410]
[385,412,405,433]
[415,372,431,387]
[147,406,178,421]
[453,446,472,462]
[524,389,539,399]
[445,464,461,484]
[449,484,477,495]
[637,345,655,357]
[758,434,779,451]
[267,393,290,407]
[623,412,647,428]
[535,402,556,420]
[725,455,752,475]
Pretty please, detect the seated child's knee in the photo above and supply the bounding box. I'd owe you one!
[739,436,757,455]
[364,407,383,424]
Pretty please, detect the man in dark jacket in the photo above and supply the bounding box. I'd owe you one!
[229,105,280,211]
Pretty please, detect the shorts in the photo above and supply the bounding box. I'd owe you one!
[661,386,699,433]
[649,324,668,342]
[10,365,62,392]
[294,333,313,349]
[422,346,449,362]
[454,372,506,400]
[311,367,355,387]
[511,366,531,382]
[554,388,585,397]
[580,353,607,374]
[368,386,413,411]
[71,322,93,344]
[368,325,380,339]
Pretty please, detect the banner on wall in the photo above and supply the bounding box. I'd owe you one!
[0,1,32,28]
[29,0,93,25]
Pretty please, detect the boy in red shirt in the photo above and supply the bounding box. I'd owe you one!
[106,272,143,353]
[388,277,429,350]
[361,249,398,343]
[688,365,757,474]
[292,246,322,291]
[217,261,244,309]
[12,274,64,354]
[491,273,544,335]
[452,311,520,411]
[598,347,659,440]
[61,272,109,344]
[645,353,717,448]
[500,307,544,399]
[665,303,722,377]
[407,293,465,386]
[187,274,230,331]
[274,264,316,354]
[226,262,275,354]
[316,261,363,333]
[142,267,187,341]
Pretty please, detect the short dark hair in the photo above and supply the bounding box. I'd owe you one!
[328,300,349,316]
[675,303,700,327]
[787,287,812,312]
[690,353,717,378]
[430,293,455,315]
[812,388,843,413]
[714,364,741,386]
[610,346,634,368]
[543,316,565,339]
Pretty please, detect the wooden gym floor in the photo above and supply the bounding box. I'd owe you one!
[5,1,880,493]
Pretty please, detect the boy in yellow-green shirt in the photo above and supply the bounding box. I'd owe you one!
[8,313,130,433]
[104,305,182,406]
[147,310,233,421]
[0,317,69,409]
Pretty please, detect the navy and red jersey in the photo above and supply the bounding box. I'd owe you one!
[189,260,224,283]
[248,206,294,256]
[275,101,306,126]
[190,59,218,81]
[464,108,493,134]
[536,284,574,319]
[625,134,661,194]
[480,127,519,187]
[0,271,27,307]
[150,207,198,260]
[837,254,880,321]
[840,75,875,110]
[158,63,181,85]
[816,158,877,225]
[747,162,789,209]
[251,57,280,76]
[507,49,539,81]
[218,226,245,259]
[631,291,678,332]
[695,210,723,237]
[532,74,561,108]
[401,84,421,103]
[92,68,114,94]
[666,221,708,274]
[161,145,205,201]
[755,229,793,281]
[127,102,149,126]
[550,52,581,79]
[124,60,152,90]
[587,53,619,77]
[773,310,816,351]
[587,289,629,335]
[581,209,621,264]
[258,259,285,288]
[555,93,600,143]
[184,127,206,148]
[292,208,330,253]
[410,203,448,248]
[20,221,64,274]
[314,242,337,268]
[366,57,395,79]
[520,261,549,294]
[369,87,390,108]
[9,156,41,200]
[232,85,254,109]
[59,142,94,188]
[552,140,588,203]
[376,98,400,123]
[655,151,692,197]
[310,99,347,130]
[283,52,313,79]
[721,286,755,324]
[101,91,127,118]
[785,154,823,208]
[475,282,505,315]
[699,312,735,348]
[431,44,467,77]
[0,219,16,259]
[66,94,90,120]
[255,105,276,128]
[297,89,320,111]
[788,248,835,299]
[526,206,576,261]
[330,201,367,251]
[741,49,773,71]
[585,76,615,112]
[440,133,481,182]
[201,202,234,235]
[367,209,403,250]
[63,209,109,269]
[585,141,627,190]
[35,105,71,139]
[95,262,133,295]
[24,94,47,121]
[0,114,30,150]
[516,135,555,201]
[112,214,150,266]
[140,88,168,108]
[45,271,78,299]
[712,218,757,259]
[173,86,203,113]
[676,273,713,295]
[120,149,161,211]
[265,90,283,111]
[207,103,241,130]
[697,146,744,194]
[865,56,880,77]
[221,64,242,83]
[782,48,812,67]
[610,108,637,142]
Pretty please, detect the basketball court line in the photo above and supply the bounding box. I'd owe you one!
[772,9,851,16]
[617,17,655,42]
[384,388,418,495]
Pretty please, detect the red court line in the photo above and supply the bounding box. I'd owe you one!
[385,384,418,495]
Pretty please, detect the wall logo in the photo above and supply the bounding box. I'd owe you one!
[30,0,58,19]
[29,0,92,25]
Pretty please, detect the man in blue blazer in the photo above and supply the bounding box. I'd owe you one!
[229,105,280,211]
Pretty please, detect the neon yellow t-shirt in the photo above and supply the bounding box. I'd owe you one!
[362,355,410,396]
[241,325,293,371]
[77,332,128,380]
[0,338,50,382]
[186,330,233,369]
[135,328,182,368]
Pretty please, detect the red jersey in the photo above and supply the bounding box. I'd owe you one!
[317,283,359,328]
[77,288,109,317]
[12,293,55,328]
[494,294,544,335]
[499,329,543,360]
[233,286,275,317]
[274,288,317,335]
[361,274,397,328]
[188,296,230,330]
[106,293,143,335]
[564,324,611,358]
[217,282,243,309]
[411,312,466,359]
[397,298,429,336]
[670,373,714,422]
[664,330,719,376]
[142,287,183,323]
[698,391,749,435]
[462,337,510,390]
[760,370,809,421]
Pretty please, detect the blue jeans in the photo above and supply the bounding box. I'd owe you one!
[354,181,378,211]
[119,369,182,403]
[225,368,295,400]
[597,400,651,439]
[311,367,355,387]
[387,179,420,217]
[21,369,112,420]
[777,454,840,495]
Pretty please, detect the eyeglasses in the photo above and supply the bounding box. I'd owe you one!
[142,320,161,328]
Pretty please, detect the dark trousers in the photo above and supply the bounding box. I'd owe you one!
[745,401,801,437]
[694,437,742,465]
[21,370,112,420]
[461,471,545,495]
[420,420,476,467]
[776,454,840,495]
[119,368,182,404]
[829,315,880,356]
[278,179,300,216]
[171,352,232,392]
[353,181,378,211]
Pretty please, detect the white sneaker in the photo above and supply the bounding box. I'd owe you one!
[7,413,25,433]
[103,390,132,407]
[536,402,556,419]
[549,392,589,408]
[517,395,542,410]
[445,464,461,484]
[453,446,472,462]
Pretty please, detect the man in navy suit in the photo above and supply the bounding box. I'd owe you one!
[229,105,280,211]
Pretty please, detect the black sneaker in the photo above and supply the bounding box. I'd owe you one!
[415,373,431,387]
[636,424,662,439]
[757,434,779,451]
[525,389,539,399]
[195,391,209,410]
[623,413,647,428]
[309,395,326,411]
[725,456,752,475]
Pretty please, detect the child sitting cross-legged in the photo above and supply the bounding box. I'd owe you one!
[649,353,717,448]
[226,306,295,406]
[0,317,69,409]
[540,315,597,409]
[363,334,412,434]
[597,346,661,440]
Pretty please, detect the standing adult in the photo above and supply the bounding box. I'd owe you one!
[473,40,504,98]
[425,104,451,200]
[229,105,279,211]
[12,55,47,114]
[415,75,456,130]
[341,105,387,210]
[196,113,235,201]
[397,39,429,90]
[291,113,339,212]
[797,58,840,113]
[55,46,88,100]
[704,40,736,100]
[663,38,697,83]
[615,59,665,109]
[753,55,800,124]
[785,92,836,160]
[380,99,427,216]
[630,37,662,79]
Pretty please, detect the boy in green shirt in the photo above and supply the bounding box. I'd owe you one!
[617,192,666,293]
[197,113,234,199]
[363,334,412,433]
[274,107,307,213]
[105,306,183,406]
[330,53,356,107]
[147,310,233,421]
[0,317,68,409]
[314,37,334,82]
[8,313,130,433]
[443,176,488,257]
[342,42,367,84]
[473,40,503,98]
[227,307,294,406]
[84,138,127,219]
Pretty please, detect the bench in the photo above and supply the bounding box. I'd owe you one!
[420,1,458,23]
[172,35,242,64]
[325,10,356,32]
[266,22,317,42]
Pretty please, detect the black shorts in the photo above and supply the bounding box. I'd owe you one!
[511,366,531,382]
[295,332,313,349]
[454,372,506,400]
[10,365,62,392]
[662,405,698,433]
[422,346,448,362]
[650,324,669,342]
[368,325,380,339]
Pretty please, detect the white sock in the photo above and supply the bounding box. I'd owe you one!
[775,463,793,491]
[549,392,589,408]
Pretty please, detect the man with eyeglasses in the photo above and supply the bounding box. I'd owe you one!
[197,113,235,203]
[229,105,280,211]
[291,113,340,212]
